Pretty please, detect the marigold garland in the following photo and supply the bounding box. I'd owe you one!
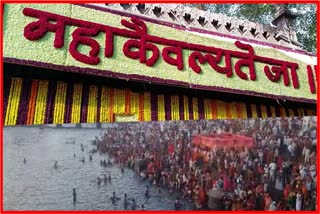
[4,78,16,126]
[211,100,217,120]
[171,95,179,121]
[230,103,238,119]
[53,81,67,124]
[27,80,39,125]
[203,99,212,120]
[11,78,22,125]
[71,83,82,123]
[225,102,232,119]
[270,106,276,118]
[5,78,23,126]
[251,104,258,118]
[33,80,49,124]
[217,101,226,119]
[261,105,268,118]
[158,95,165,121]
[114,89,125,114]
[130,92,139,115]
[125,89,130,115]
[3,75,317,126]
[143,92,151,121]
[183,96,189,121]
[192,98,199,120]
[108,88,114,122]
[100,86,108,123]
[138,93,144,121]
[87,85,98,123]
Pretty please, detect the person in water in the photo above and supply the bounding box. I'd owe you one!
[54,161,58,169]
[140,204,145,210]
[131,199,137,210]
[103,175,108,184]
[23,158,27,164]
[97,176,101,186]
[81,157,85,163]
[145,185,150,198]
[123,194,129,209]
[110,192,120,204]
[174,197,182,209]
[73,188,77,204]
[74,154,76,158]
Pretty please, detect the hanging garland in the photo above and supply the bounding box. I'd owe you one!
[100,86,108,123]
[4,78,16,125]
[183,96,189,120]
[158,95,165,121]
[87,85,98,123]
[34,80,48,124]
[192,97,199,120]
[27,80,39,125]
[144,92,151,121]
[71,83,82,123]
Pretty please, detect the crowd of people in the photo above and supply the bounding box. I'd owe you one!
[96,116,317,211]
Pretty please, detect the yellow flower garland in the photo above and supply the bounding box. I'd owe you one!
[171,95,179,120]
[251,104,258,118]
[183,96,189,120]
[157,94,165,121]
[192,97,199,120]
[5,78,23,126]
[53,81,67,124]
[87,85,98,123]
[4,78,15,126]
[261,105,268,118]
[33,80,49,124]
[130,92,139,115]
[217,101,226,119]
[230,103,237,119]
[71,83,82,123]
[203,99,211,120]
[144,92,151,121]
[100,86,108,123]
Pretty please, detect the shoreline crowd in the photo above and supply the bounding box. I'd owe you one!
[96,117,317,211]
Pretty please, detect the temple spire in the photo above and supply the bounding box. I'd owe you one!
[272,4,301,48]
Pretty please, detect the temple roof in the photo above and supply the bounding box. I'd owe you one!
[89,3,302,50]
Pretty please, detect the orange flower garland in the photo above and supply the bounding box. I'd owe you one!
[26,80,39,125]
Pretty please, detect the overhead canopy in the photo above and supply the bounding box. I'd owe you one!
[192,133,254,149]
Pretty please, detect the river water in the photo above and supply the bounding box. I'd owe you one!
[4,126,194,210]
